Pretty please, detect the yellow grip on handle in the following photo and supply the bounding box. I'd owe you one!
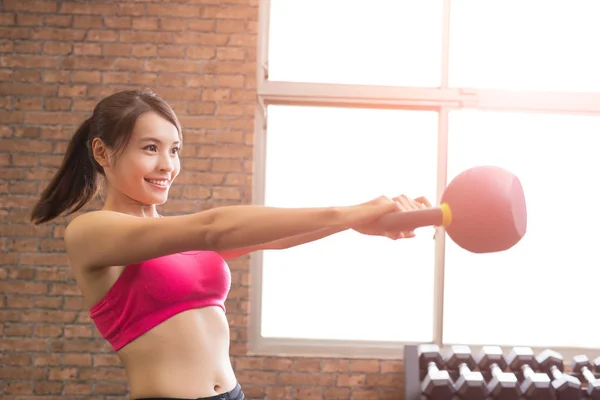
[440,202,452,228]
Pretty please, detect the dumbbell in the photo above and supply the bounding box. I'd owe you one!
[445,345,488,400]
[419,344,455,400]
[380,165,527,253]
[571,355,600,400]
[476,345,521,400]
[536,349,581,400]
[594,357,600,371]
[506,347,553,400]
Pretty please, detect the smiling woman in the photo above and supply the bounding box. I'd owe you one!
[27,88,429,400]
[30,88,183,223]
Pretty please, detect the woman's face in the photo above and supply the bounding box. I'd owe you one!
[103,112,182,206]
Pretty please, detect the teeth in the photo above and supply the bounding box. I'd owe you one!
[146,179,169,187]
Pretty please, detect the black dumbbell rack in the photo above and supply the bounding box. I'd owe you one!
[404,344,600,400]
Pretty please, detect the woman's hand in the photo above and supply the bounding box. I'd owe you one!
[353,194,432,240]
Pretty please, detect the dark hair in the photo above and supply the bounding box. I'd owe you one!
[31,88,181,225]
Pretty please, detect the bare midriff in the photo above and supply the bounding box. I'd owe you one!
[118,307,237,399]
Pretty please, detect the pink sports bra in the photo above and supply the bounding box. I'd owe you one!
[89,251,231,351]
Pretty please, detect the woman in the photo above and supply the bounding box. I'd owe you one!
[31,88,430,400]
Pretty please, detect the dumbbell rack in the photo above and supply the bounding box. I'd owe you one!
[404,344,600,400]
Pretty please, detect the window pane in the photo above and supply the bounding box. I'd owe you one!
[268,0,443,87]
[449,0,600,92]
[444,109,600,348]
[261,105,438,342]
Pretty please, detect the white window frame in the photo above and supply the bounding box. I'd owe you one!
[249,0,600,360]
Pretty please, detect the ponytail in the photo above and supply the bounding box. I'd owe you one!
[31,117,100,225]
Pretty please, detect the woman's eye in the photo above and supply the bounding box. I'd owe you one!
[172,147,180,154]
[145,145,158,152]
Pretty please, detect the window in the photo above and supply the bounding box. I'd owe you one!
[261,106,438,343]
[448,0,600,92]
[252,0,600,359]
[443,110,600,349]
[267,0,443,87]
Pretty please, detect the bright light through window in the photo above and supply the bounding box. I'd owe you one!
[268,0,443,87]
[443,109,600,348]
[449,0,600,92]
[261,105,439,342]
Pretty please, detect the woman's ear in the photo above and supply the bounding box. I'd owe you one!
[91,138,110,169]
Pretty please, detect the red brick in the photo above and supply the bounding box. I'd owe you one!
[43,42,73,56]
[0,281,48,295]
[95,383,128,395]
[117,3,146,16]
[103,43,132,57]
[133,17,158,30]
[15,97,42,109]
[294,387,323,400]
[267,386,293,399]
[114,58,144,71]
[60,57,114,70]
[0,14,16,25]
[33,324,63,339]
[216,75,245,88]
[5,323,33,336]
[174,32,229,45]
[31,27,86,41]
[105,17,132,29]
[0,40,13,52]
[351,359,381,373]
[17,14,44,26]
[132,44,157,57]
[187,47,216,60]
[34,297,64,309]
[43,70,70,83]
[236,371,278,386]
[93,354,121,367]
[119,30,172,43]
[74,43,102,56]
[0,338,47,352]
[64,382,92,395]
[4,353,32,366]
[146,59,201,73]
[216,20,246,33]
[22,310,77,323]
[45,15,72,27]
[45,97,72,110]
[131,72,157,86]
[147,4,202,17]
[87,30,118,42]
[0,367,46,380]
[60,3,118,15]
[62,353,92,367]
[203,6,256,20]
[324,388,351,400]
[48,367,77,380]
[73,15,103,28]
[2,55,57,69]
[34,381,63,394]
[4,0,58,13]
[0,27,29,39]
[24,111,85,125]
[158,45,186,58]
[160,18,190,31]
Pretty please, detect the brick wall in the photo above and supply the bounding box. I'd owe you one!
[0,1,403,399]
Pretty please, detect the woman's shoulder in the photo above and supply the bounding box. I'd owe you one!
[64,210,139,250]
